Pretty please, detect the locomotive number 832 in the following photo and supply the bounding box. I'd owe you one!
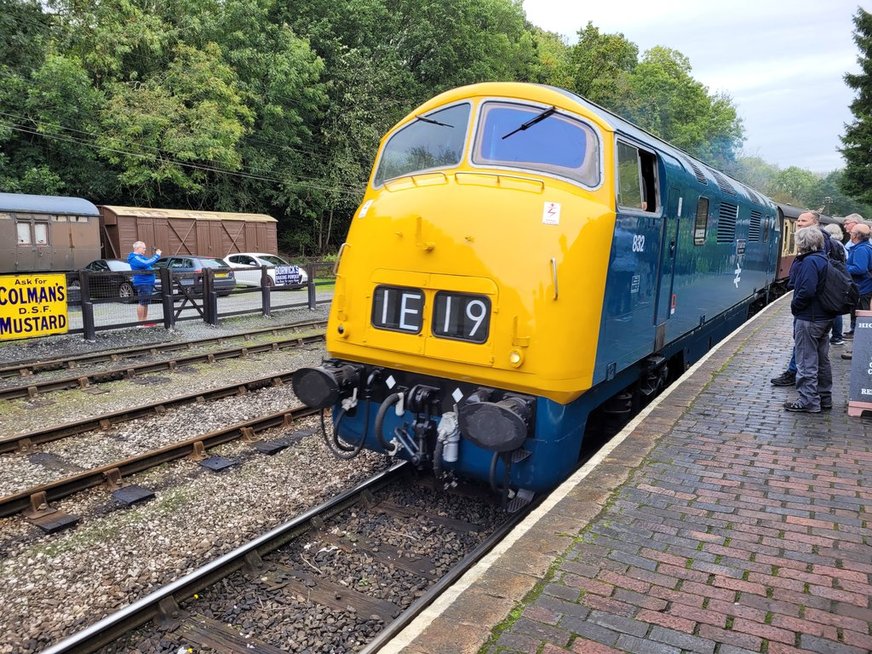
[293,82,780,505]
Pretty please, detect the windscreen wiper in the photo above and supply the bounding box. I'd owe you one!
[413,114,454,128]
[501,106,556,140]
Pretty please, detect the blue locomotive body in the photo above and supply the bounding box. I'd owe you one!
[291,82,782,499]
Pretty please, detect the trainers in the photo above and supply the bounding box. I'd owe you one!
[830,339,845,346]
[770,372,796,386]
[844,331,854,339]
[784,400,820,413]
[821,402,833,411]
[842,352,853,360]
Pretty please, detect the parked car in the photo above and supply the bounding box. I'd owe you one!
[223,252,308,288]
[153,256,236,296]
[82,259,135,302]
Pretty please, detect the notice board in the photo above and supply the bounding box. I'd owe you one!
[848,309,872,417]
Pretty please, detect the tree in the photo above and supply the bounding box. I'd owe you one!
[814,170,872,218]
[527,28,572,87]
[841,7,872,203]
[621,47,744,166]
[766,166,819,204]
[563,22,637,109]
[97,44,253,201]
[279,0,539,252]
[725,156,781,194]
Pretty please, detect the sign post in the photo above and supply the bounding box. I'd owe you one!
[848,309,872,417]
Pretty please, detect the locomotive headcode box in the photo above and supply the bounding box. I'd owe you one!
[848,309,872,417]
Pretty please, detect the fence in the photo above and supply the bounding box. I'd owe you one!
[63,261,334,339]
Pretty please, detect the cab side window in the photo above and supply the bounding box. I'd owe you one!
[694,197,709,245]
[617,141,658,212]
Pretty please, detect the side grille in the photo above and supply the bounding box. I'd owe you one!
[749,210,762,241]
[717,203,738,243]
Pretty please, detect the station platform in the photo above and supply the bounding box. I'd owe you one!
[384,297,872,654]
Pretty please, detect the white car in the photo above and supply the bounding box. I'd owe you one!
[223,253,308,288]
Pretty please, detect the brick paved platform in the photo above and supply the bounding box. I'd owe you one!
[384,297,872,654]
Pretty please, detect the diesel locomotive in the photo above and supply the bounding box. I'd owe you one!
[292,82,787,504]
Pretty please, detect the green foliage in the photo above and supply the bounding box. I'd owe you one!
[619,47,744,166]
[766,166,820,204]
[0,0,868,252]
[841,7,872,203]
[97,43,252,199]
[564,22,638,109]
[0,0,50,74]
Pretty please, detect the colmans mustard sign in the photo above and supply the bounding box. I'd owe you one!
[0,274,69,341]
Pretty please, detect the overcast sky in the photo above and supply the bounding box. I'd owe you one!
[522,0,865,173]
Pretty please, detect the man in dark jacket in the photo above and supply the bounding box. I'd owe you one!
[784,227,835,413]
[771,210,839,385]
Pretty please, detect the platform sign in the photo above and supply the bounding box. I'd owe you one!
[0,274,69,341]
[848,310,872,417]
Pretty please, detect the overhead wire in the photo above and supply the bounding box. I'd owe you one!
[0,120,366,199]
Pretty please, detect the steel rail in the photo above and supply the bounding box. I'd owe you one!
[0,405,319,518]
[0,319,326,379]
[359,497,538,653]
[0,370,301,454]
[0,332,325,400]
[39,463,407,654]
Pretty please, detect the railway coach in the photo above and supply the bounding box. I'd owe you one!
[292,81,785,504]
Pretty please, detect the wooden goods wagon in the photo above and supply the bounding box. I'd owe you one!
[99,206,278,260]
[0,193,101,273]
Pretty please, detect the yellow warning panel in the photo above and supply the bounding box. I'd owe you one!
[0,273,69,341]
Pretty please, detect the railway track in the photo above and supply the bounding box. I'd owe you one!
[2,405,319,526]
[0,330,325,400]
[40,465,531,654]
[0,369,303,454]
[0,319,326,379]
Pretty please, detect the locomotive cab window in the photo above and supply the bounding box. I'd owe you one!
[694,197,709,245]
[472,102,600,186]
[373,103,471,186]
[616,141,658,212]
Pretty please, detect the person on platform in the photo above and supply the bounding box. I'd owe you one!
[846,222,872,314]
[843,214,862,251]
[782,227,835,413]
[823,223,848,345]
[127,241,161,324]
[771,211,837,386]
[842,214,864,338]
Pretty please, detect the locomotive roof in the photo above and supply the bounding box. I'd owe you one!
[0,192,99,216]
[408,82,773,209]
[100,206,276,222]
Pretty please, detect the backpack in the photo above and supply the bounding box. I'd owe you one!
[818,257,860,315]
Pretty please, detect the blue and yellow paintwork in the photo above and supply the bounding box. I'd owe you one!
[319,82,779,492]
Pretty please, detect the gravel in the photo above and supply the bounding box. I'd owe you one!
[0,305,406,654]
[0,304,330,367]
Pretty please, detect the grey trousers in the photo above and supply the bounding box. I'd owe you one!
[794,318,833,410]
